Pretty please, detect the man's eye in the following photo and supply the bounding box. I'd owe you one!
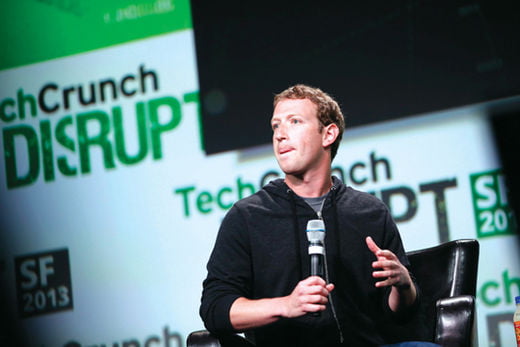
[291,119,299,124]
[272,123,279,130]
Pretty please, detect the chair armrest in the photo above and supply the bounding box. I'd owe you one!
[187,330,222,347]
[186,330,255,347]
[435,295,477,347]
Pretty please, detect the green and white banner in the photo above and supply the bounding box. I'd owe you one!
[1,1,519,346]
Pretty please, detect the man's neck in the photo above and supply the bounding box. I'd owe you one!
[284,170,333,198]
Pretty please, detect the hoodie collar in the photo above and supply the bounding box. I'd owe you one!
[263,176,343,199]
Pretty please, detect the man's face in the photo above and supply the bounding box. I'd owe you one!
[271,98,328,176]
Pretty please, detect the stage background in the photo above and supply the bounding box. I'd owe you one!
[1,1,519,346]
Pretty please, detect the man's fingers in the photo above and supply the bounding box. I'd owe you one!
[365,236,381,255]
[365,239,413,290]
[305,294,329,304]
[372,259,397,269]
[303,276,327,286]
[304,303,327,312]
[366,237,400,261]
[374,278,395,288]
[304,285,331,297]
[372,269,396,278]
[375,249,398,260]
[297,278,333,297]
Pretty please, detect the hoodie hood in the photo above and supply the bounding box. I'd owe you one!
[259,176,343,280]
[262,176,344,200]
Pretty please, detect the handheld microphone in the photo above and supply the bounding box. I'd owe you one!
[306,219,326,317]
[306,219,326,278]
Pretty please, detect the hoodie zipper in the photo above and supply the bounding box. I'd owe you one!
[287,184,344,344]
[318,186,344,344]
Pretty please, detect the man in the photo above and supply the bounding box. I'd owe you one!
[200,85,429,346]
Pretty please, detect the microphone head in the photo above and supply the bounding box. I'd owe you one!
[306,219,325,243]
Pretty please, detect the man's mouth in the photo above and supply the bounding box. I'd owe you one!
[279,147,294,155]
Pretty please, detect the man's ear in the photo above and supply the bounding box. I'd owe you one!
[322,123,339,148]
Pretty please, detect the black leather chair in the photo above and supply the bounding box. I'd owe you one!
[188,239,479,347]
[406,238,479,346]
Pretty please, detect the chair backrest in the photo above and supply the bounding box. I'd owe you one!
[405,239,479,341]
[407,239,479,298]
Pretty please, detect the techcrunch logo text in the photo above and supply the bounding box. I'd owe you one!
[470,168,519,346]
[470,169,517,238]
[64,325,182,347]
[0,64,199,189]
[175,151,460,243]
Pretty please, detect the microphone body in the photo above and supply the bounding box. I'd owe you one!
[306,219,326,278]
[310,251,324,278]
[306,219,326,317]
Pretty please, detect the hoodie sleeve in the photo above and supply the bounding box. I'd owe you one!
[381,208,420,321]
[199,205,252,334]
[381,208,409,266]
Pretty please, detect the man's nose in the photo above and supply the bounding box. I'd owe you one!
[274,124,287,141]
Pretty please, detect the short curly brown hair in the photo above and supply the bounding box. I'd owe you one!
[273,84,345,160]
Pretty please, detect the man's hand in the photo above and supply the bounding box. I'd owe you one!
[365,236,416,311]
[282,276,335,318]
[366,236,412,288]
[230,276,334,331]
